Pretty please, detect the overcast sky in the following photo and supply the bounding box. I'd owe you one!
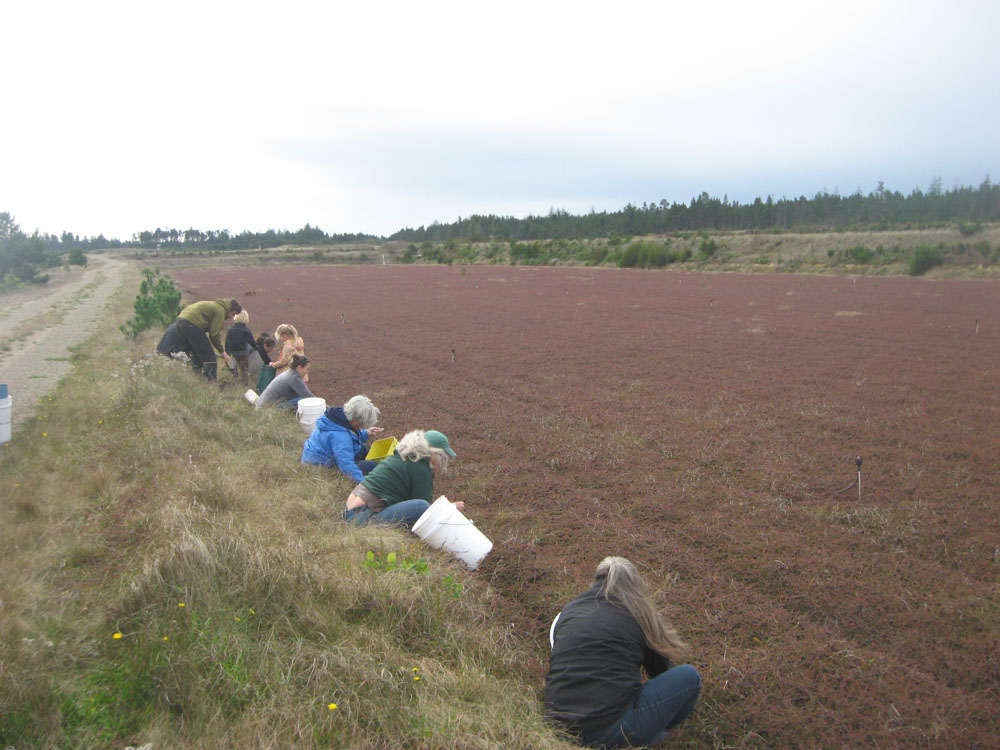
[3,0,998,240]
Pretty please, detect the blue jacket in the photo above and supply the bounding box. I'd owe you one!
[300,407,370,481]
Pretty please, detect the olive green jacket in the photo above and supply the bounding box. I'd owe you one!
[177,298,234,354]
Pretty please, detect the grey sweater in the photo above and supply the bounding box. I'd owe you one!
[256,369,313,407]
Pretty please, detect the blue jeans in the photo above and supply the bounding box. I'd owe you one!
[581,665,701,748]
[277,397,303,411]
[357,459,378,476]
[342,499,430,529]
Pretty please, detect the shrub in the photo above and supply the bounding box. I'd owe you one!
[699,238,718,259]
[120,269,182,337]
[617,240,676,269]
[67,248,87,266]
[909,244,944,276]
[847,245,874,264]
[957,221,983,236]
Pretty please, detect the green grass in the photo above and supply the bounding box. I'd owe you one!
[0,278,574,749]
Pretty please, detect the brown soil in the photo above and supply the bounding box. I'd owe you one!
[174,265,1000,749]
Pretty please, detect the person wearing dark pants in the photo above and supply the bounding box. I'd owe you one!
[545,557,701,748]
[301,395,385,481]
[175,298,240,380]
[155,322,191,358]
[224,310,257,386]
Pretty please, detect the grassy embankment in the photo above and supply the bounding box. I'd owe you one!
[0,273,573,749]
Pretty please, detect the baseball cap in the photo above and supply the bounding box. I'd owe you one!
[424,430,456,457]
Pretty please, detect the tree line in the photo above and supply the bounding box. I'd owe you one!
[389,177,1000,243]
[3,177,998,278]
[132,224,378,251]
[0,212,90,286]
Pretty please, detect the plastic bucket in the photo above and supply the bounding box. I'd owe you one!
[0,394,11,444]
[365,436,398,461]
[296,397,326,432]
[244,389,259,405]
[411,496,493,571]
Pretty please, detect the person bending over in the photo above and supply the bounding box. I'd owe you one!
[173,298,240,380]
[342,429,459,528]
[248,332,276,388]
[255,354,313,410]
[301,395,385,481]
[545,557,701,748]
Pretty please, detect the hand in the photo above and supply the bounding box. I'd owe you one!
[369,426,385,436]
[454,500,466,511]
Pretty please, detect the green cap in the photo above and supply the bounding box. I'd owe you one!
[425,430,456,457]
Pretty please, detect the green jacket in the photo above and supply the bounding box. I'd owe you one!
[360,453,434,506]
[178,298,233,354]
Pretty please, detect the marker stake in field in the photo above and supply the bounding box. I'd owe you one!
[856,456,862,499]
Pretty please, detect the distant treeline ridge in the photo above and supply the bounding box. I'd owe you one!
[390,177,1000,242]
[3,178,998,262]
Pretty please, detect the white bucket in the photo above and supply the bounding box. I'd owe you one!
[296,397,326,433]
[411,496,493,571]
[244,389,259,405]
[0,395,11,444]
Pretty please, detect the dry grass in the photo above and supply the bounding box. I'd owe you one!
[0,283,575,749]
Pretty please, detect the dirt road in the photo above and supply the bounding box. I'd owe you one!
[0,253,130,436]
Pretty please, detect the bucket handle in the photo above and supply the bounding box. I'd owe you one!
[437,519,476,527]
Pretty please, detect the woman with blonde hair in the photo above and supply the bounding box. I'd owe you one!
[224,310,256,386]
[342,428,460,528]
[545,557,701,747]
[271,323,307,380]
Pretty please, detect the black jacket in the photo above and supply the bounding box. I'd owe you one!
[544,582,670,737]
[225,323,256,356]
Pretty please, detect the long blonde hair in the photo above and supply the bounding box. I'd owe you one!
[274,323,298,340]
[595,556,687,661]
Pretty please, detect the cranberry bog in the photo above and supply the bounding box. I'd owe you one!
[175,265,999,749]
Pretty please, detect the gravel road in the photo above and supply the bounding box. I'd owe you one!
[0,253,130,436]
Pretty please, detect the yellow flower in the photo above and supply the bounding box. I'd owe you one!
[178,602,185,607]
[328,703,338,710]
[42,433,47,437]
[414,676,421,681]
[162,636,169,641]
[113,632,123,639]
[234,616,241,622]
[249,608,256,615]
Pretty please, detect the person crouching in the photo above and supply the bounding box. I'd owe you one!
[301,395,385,481]
[342,429,459,528]
[255,354,314,410]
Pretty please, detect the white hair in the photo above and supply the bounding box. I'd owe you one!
[396,429,450,471]
[343,395,380,429]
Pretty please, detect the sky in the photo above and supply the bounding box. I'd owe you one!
[2,0,998,240]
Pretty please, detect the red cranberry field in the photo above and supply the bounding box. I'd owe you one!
[175,264,1000,749]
